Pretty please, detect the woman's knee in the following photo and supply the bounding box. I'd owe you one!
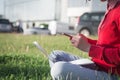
[49,50,63,61]
[50,62,71,79]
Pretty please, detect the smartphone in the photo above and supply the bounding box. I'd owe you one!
[63,33,73,39]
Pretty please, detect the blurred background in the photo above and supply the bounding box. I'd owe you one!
[0,1,115,80]
[0,0,107,36]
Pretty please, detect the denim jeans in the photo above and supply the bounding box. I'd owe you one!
[49,50,118,80]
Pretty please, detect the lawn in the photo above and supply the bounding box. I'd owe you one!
[1,33,119,80]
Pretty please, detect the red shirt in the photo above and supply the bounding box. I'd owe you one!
[88,1,120,76]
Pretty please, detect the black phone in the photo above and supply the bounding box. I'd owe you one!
[63,33,72,39]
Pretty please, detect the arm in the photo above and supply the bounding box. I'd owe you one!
[71,34,120,66]
[79,34,97,45]
[89,15,120,66]
[70,34,96,52]
[87,38,97,45]
[89,45,120,66]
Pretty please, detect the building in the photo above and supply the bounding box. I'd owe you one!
[0,0,4,18]
[0,0,107,28]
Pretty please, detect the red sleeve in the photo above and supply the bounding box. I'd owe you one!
[87,38,97,45]
[89,45,120,66]
[118,16,120,32]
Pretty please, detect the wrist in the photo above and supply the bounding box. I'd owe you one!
[86,44,91,52]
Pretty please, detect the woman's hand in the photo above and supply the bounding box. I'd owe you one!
[70,34,91,52]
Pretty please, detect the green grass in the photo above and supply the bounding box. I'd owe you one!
[0,54,50,80]
[1,33,94,80]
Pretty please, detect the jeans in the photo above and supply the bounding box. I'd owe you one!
[49,50,118,80]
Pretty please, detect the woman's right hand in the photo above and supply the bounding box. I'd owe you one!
[70,34,91,52]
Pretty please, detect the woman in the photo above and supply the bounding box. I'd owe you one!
[49,0,120,80]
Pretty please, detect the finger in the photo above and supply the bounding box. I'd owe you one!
[79,34,88,41]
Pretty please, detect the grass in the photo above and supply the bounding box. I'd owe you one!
[1,33,119,80]
[0,54,50,80]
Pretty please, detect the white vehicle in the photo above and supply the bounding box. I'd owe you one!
[24,27,50,35]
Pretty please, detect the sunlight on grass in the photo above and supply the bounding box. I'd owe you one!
[0,33,119,80]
